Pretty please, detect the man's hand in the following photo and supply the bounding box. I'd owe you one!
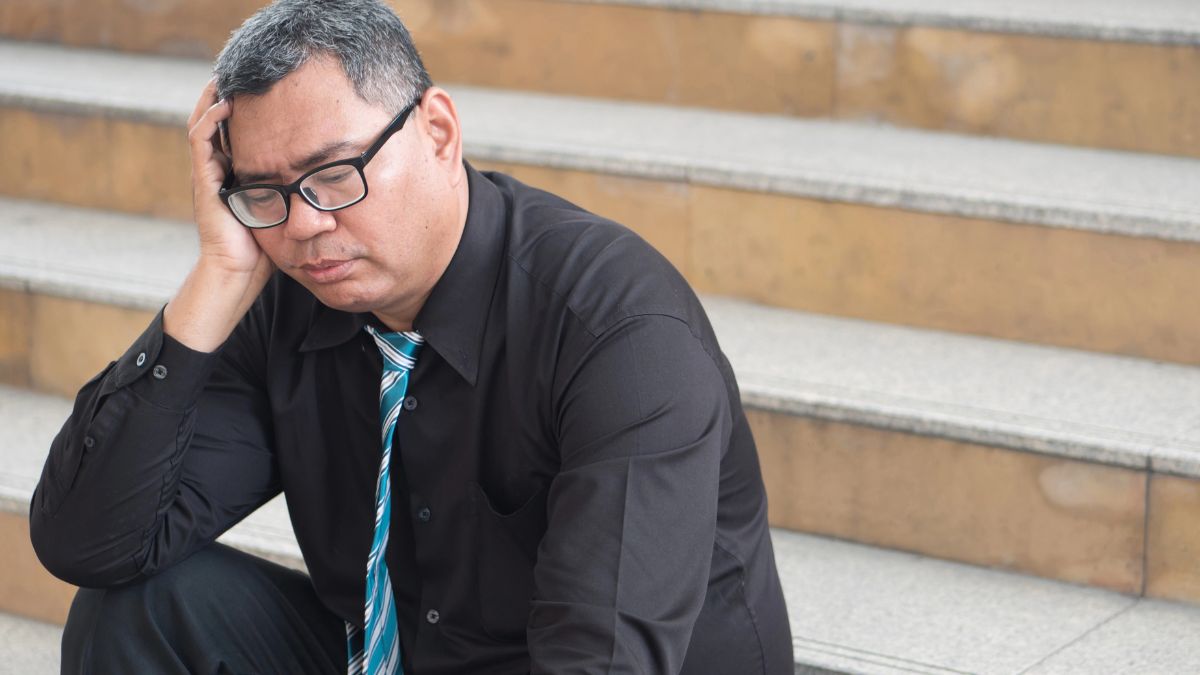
[164,79,275,353]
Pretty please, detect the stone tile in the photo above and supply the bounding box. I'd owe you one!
[30,295,155,399]
[0,0,65,45]
[0,289,31,388]
[106,118,193,220]
[690,185,1200,365]
[1026,599,1200,674]
[774,530,1136,675]
[751,410,1147,593]
[0,107,191,219]
[1146,474,1200,604]
[0,0,259,58]
[0,611,62,672]
[836,24,1200,157]
[404,0,836,116]
[472,161,691,276]
[0,512,75,626]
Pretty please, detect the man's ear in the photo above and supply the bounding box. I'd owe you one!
[419,87,464,184]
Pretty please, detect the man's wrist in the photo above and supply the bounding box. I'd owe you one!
[164,258,264,353]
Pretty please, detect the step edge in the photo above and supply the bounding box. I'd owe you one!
[563,0,1200,45]
[742,383,1200,477]
[1,252,1196,475]
[3,60,1198,243]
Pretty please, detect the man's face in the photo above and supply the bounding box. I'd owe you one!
[226,57,461,322]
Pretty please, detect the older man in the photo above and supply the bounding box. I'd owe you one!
[31,1,791,673]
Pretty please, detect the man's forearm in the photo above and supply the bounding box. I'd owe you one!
[164,257,272,353]
[29,313,220,587]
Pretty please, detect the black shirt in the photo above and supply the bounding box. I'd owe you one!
[31,164,792,674]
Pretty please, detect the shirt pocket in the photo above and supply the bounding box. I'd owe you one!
[471,482,548,641]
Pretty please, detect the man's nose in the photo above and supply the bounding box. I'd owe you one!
[284,191,337,240]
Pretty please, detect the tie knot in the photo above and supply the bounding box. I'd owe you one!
[365,325,424,372]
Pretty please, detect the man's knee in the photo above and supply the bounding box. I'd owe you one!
[61,546,254,673]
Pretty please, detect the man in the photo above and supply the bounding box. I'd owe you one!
[30,0,791,672]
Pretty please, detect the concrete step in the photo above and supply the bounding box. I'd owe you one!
[0,611,60,674]
[6,444,1200,675]
[3,200,1200,603]
[3,1,1199,156]
[4,42,1200,364]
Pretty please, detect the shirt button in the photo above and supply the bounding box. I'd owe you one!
[136,352,147,367]
[82,436,95,449]
[403,396,418,411]
[152,365,168,380]
[426,609,440,625]
[416,506,432,523]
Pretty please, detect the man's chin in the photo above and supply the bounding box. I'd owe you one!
[291,274,380,314]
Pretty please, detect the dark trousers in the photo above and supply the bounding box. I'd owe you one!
[61,543,345,675]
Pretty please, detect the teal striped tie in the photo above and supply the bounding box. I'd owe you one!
[347,326,423,675]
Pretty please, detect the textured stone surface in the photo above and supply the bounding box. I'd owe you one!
[0,289,31,388]
[835,23,1200,157]
[774,529,1138,675]
[0,106,192,219]
[405,0,836,116]
[689,184,1200,364]
[3,198,1200,476]
[4,41,1200,243]
[752,410,1147,592]
[573,0,1200,44]
[0,611,61,674]
[705,297,1200,476]
[1146,474,1200,604]
[1025,598,1200,674]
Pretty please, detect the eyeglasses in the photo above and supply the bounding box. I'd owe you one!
[219,101,419,229]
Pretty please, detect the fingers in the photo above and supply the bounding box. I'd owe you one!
[187,78,219,130]
[188,96,233,188]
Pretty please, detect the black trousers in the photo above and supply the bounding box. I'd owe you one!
[62,543,346,675]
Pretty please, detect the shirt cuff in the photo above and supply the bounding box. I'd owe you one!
[116,308,221,411]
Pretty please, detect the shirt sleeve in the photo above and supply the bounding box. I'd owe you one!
[29,300,280,588]
[528,314,730,674]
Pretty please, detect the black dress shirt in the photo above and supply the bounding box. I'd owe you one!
[31,164,792,674]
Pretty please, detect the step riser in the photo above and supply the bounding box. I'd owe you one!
[3,0,1198,157]
[5,285,1200,606]
[5,102,1200,366]
[0,107,190,221]
[0,289,156,399]
[0,512,75,625]
[750,409,1200,603]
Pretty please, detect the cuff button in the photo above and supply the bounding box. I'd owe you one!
[152,365,168,380]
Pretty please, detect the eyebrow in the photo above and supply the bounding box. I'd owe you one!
[235,138,362,185]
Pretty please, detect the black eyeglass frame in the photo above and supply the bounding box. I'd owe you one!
[218,100,420,229]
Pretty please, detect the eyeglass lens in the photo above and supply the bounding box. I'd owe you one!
[228,164,367,228]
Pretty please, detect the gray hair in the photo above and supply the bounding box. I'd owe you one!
[214,0,432,113]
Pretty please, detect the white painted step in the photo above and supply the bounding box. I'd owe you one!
[4,196,1200,478]
[3,40,1200,243]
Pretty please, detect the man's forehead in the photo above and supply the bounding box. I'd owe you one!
[226,95,377,183]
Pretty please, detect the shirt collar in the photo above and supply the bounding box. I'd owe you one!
[299,162,507,387]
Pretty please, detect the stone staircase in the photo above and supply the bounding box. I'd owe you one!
[2,1,1200,672]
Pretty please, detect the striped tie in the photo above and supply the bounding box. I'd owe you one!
[347,326,424,675]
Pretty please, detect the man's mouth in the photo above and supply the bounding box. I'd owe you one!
[299,258,356,284]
